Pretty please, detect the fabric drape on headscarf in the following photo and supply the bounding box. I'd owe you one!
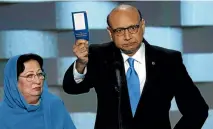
[0,54,76,129]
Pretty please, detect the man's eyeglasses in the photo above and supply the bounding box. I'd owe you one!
[112,23,140,36]
[19,72,46,82]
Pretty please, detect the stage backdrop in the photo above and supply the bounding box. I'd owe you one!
[0,1,213,129]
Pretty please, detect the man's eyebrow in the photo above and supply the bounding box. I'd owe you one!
[114,24,139,30]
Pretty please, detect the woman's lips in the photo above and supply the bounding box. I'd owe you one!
[33,87,41,91]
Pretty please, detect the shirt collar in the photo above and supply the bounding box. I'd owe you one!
[121,43,145,64]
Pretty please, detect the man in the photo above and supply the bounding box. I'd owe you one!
[63,4,208,129]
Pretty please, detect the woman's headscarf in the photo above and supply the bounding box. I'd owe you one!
[0,54,76,129]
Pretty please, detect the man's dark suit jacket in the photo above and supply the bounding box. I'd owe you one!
[63,39,208,129]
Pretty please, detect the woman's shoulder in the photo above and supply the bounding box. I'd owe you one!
[0,102,5,109]
[43,92,66,109]
[45,92,63,103]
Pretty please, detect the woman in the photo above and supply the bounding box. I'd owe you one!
[0,53,76,129]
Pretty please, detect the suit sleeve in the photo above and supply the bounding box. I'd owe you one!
[63,45,95,94]
[173,52,209,129]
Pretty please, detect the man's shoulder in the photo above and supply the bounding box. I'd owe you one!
[89,42,114,54]
[151,45,180,54]
[148,45,184,68]
[150,44,181,58]
[89,42,112,49]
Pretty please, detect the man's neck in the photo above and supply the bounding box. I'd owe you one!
[121,43,142,57]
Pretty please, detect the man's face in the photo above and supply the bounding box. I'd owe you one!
[107,9,145,56]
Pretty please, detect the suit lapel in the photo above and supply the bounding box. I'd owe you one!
[134,39,158,118]
[142,39,157,96]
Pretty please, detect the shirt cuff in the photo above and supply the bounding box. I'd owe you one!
[73,61,87,79]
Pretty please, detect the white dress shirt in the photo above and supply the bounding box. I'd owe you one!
[73,43,146,94]
[121,43,146,94]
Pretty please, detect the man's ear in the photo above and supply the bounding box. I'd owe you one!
[107,27,113,41]
[141,19,145,32]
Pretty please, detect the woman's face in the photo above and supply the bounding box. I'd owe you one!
[18,60,45,98]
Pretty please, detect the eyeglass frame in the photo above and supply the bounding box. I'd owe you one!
[110,21,141,36]
[19,71,46,82]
